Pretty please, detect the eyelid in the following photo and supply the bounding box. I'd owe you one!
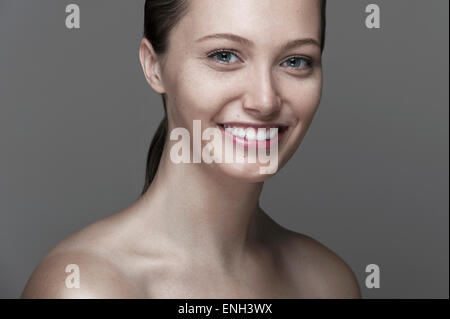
[207,49,243,62]
[285,54,312,61]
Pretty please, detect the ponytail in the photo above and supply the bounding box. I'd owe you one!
[141,96,168,196]
[141,0,189,195]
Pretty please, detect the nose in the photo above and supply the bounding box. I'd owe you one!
[243,66,281,118]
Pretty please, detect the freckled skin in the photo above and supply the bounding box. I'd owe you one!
[21,0,360,299]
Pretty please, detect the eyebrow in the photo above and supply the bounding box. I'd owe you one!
[195,33,320,51]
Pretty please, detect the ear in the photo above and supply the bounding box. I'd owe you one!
[139,38,166,94]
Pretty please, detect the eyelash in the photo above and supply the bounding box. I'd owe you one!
[207,49,313,70]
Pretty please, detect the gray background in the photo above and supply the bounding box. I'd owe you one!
[0,0,448,298]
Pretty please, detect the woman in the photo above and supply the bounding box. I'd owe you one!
[22,0,361,298]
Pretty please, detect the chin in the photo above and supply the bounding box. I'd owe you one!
[208,161,280,183]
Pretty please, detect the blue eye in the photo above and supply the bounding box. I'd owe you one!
[208,50,240,64]
[282,57,312,69]
[207,50,313,70]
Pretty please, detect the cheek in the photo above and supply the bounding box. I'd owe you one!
[285,76,322,123]
[169,62,240,126]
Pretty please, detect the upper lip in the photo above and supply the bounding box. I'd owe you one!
[218,122,289,129]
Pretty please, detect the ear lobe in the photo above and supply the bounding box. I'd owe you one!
[139,38,166,94]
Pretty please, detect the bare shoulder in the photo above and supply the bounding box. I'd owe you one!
[21,214,139,298]
[255,211,360,298]
[21,249,137,298]
[273,227,361,298]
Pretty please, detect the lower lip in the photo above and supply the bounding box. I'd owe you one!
[218,125,284,150]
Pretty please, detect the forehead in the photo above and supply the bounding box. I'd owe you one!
[175,0,321,45]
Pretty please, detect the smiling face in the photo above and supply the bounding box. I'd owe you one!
[144,0,323,182]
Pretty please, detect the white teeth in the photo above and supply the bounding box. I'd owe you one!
[256,129,266,141]
[222,124,281,141]
[237,127,246,138]
[245,128,256,140]
[269,128,278,139]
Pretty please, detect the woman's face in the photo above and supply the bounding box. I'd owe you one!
[154,0,322,182]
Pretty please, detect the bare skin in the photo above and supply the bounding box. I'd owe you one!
[21,0,361,299]
[21,201,360,298]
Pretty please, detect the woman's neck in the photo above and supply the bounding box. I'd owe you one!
[136,143,266,271]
